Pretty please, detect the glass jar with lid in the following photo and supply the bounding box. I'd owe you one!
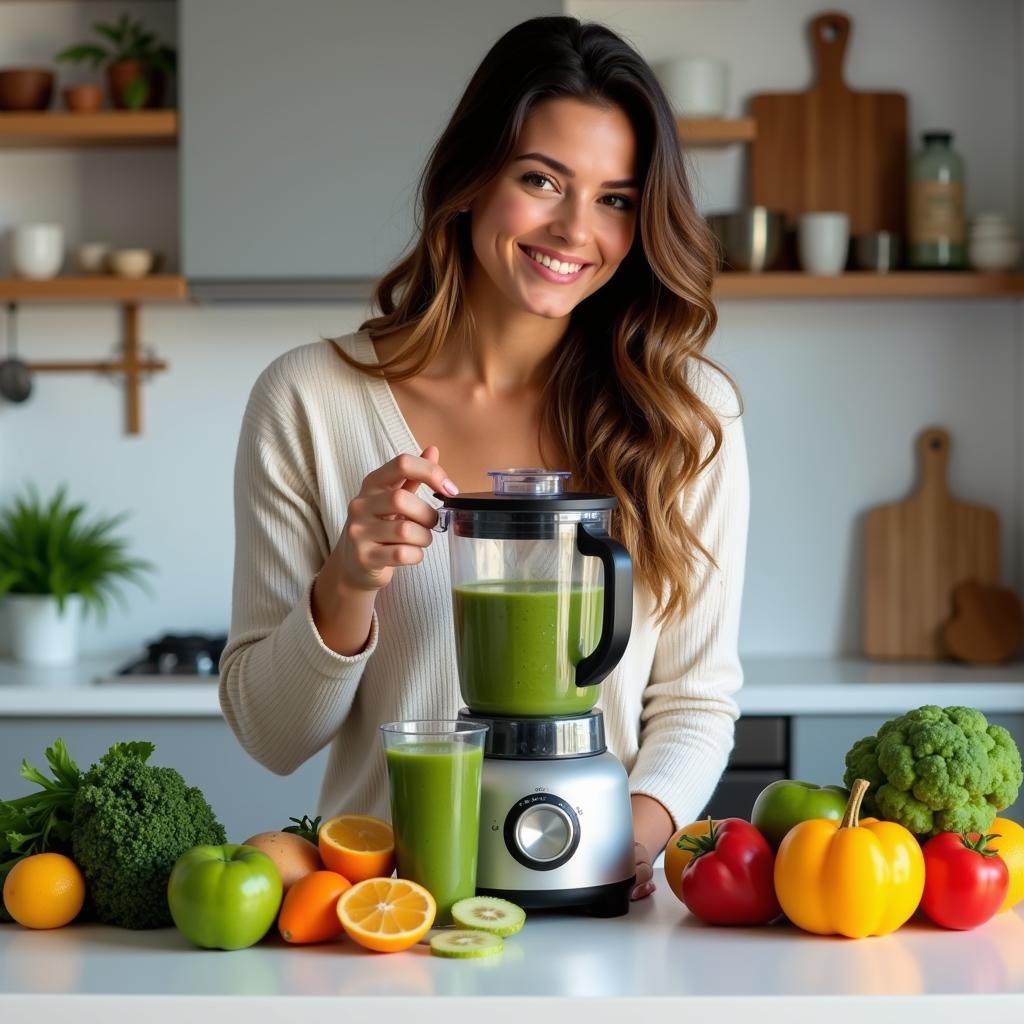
[908,130,966,269]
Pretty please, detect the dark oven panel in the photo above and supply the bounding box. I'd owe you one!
[698,716,789,821]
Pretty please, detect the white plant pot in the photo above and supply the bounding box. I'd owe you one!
[5,594,83,666]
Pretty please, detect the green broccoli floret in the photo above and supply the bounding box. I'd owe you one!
[71,741,226,928]
[843,705,1023,838]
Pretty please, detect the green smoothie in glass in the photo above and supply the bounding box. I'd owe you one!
[383,735,484,925]
[454,580,604,716]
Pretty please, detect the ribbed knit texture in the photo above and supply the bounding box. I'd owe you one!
[220,331,749,831]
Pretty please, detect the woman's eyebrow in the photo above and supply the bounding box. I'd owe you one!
[513,151,638,189]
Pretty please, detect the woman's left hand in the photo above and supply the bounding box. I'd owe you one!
[631,842,656,900]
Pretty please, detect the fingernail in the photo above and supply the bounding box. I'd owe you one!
[442,478,459,496]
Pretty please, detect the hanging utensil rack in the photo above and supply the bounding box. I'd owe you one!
[0,276,186,435]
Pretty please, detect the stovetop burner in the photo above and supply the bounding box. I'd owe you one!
[117,633,228,677]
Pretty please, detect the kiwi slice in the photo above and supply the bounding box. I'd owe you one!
[430,930,504,959]
[451,895,527,937]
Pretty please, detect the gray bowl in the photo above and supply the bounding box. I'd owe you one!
[707,207,784,272]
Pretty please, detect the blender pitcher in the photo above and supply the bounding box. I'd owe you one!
[436,469,632,717]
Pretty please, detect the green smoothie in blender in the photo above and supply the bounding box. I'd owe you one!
[454,580,604,716]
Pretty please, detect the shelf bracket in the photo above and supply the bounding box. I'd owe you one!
[23,302,168,435]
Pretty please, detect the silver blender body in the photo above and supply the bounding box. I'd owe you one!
[461,709,636,916]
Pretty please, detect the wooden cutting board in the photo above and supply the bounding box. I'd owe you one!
[864,428,1000,660]
[749,12,907,237]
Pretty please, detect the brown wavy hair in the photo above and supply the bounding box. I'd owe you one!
[339,16,738,624]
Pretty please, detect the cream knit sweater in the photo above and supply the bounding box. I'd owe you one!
[220,331,749,831]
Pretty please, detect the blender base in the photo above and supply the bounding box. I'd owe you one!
[477,876,635,918]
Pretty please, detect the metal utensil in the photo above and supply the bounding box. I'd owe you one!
[854,231,902,272]
[707,207,784,272]
[0,302,32,403]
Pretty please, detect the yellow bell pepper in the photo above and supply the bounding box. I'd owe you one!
[989,816,1024,913]
[774,778,925,938]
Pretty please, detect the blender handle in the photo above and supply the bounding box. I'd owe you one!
[574,521,633,688]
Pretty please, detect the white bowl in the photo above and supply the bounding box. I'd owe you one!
[74,242,112,274]
[968,237,1021,272]
[108,248,154,278]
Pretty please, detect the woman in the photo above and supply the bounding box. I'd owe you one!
[220,16,748,902]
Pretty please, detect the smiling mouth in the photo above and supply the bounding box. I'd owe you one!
[519,245,590,280]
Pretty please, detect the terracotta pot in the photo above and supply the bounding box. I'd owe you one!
[106,59,165,110]
[62,83,104,113]
[0,68,55,111]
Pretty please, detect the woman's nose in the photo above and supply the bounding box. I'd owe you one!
[549,198,591,248]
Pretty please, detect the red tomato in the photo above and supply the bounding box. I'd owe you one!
[921,831,1009,930]
[679,818,780,926]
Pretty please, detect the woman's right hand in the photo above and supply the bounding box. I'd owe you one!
[331,444,458,593]
[312,446,457,655]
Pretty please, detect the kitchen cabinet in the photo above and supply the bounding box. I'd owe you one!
[0,718,327,844]
[180,0,559,299]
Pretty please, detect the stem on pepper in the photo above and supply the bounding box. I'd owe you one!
[839,778,870,830]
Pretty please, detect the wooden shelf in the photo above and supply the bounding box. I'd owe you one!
[677,117,756,146]
[0,111,177,147]
[713,271,1024,299]
[0,275,188,302]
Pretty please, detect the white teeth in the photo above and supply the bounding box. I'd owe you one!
[527,249,582,275]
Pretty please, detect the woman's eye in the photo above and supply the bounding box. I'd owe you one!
[601,194,635,211]
[522,171,555,191]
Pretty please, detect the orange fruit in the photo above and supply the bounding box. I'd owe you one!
[336,877,435,953]
[663,819,718,904]
[278,869,352,944]
[3,853,86,929]
[319,814,395,883]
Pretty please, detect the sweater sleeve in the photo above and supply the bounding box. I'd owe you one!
[219,362,379,776]
[627,394,749,830]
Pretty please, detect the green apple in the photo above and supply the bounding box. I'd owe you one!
[167,844,282,950]
[751,780,850,850]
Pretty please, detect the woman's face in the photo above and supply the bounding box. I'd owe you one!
[467,97,639,322]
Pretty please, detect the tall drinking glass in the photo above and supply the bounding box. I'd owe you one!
[380,720,487,925]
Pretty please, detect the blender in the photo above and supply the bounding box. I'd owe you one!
[436,469,637,917]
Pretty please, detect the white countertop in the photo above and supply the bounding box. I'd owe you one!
[0,653,1022,717]
[1,871,1021,1023]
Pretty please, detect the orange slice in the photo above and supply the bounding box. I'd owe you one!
[337,877,436,953]
[319,814,395,883]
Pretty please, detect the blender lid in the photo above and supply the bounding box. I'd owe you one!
[441,468,617,512]
[457,708,606,759]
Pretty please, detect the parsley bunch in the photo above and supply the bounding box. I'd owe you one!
[0,739,82,922]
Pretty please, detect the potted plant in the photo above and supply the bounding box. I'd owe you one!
[55,13,177,110]
[0,485,153,666]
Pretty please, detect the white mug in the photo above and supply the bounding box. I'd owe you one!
[798,212,850,275]
[11,223,64,279]
[655,58,728,117]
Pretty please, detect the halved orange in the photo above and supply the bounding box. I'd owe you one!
[337,877,436,953]
[319,814,395,883]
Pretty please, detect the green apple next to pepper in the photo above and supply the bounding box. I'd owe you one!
[751,779,850,850]
[168,844,283,950]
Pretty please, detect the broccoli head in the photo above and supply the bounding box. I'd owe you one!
[71,741,226,928]
[843,705,1023,838]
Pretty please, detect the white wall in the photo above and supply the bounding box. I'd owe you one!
[1,0,1021,660]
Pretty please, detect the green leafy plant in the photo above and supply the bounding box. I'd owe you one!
[55,13,177,110]
[0,484,153,620]
[0,739,82,922]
